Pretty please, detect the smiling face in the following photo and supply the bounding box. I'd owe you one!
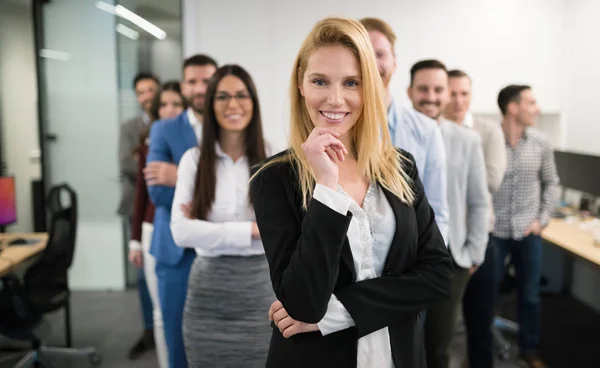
[511,88,540,127]
[181,64,217,114]
[407,67,449,121]
[367,30,396,88]
[298,45,363,136]
[157,90,185,120]
[213,74,254,133]
[446,76,472,124]
[135,78,159,113]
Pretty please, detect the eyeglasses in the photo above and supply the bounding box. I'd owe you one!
[214,93,251,107]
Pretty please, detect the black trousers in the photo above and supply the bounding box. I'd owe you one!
[462,235,497,368]
[424,258,471,368]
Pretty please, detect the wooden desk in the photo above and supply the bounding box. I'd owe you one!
[542,218,600,267]
[0,233,49,277]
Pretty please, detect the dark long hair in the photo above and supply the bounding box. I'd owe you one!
[190,65,267,220]
[135,81,187,155]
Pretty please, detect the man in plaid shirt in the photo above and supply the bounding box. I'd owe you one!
[493,85,559,368]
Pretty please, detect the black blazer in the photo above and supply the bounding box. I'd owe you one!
[250,149,453,368]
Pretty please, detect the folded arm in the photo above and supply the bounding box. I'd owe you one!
[251,162,352,323]
[332,154,453,338]
[146,122,175,208]
[171,149,253,249]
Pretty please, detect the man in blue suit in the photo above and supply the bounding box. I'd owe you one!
[144,54,218,368]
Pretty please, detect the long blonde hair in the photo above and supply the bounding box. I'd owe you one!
[253,17,414,209]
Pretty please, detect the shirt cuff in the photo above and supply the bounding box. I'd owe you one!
[538,213,550,228]
[313,184,352,216]
[129,240,142,251]
[223,222,253,248]
[317,294,356,336]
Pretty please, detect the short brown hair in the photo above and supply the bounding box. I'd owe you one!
[410,59,448,85]
[359,17,396,53]
[497,85,531,116]
[448,69,470,79]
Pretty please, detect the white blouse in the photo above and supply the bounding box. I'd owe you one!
[170,145,265,257]
[313,183,396,368]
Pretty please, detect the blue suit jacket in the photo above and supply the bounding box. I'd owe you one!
[147,111,197,266]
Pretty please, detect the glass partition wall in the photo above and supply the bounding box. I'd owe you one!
[35,0,182,289]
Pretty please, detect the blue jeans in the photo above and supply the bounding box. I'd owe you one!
[138,268,154,330]
[128,217,154,330]
[492,234,542,352]
[156,249,196,368]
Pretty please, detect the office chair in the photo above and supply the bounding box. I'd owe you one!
[0,184,101,367]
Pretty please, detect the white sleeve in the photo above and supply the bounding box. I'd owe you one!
[312,184,352,215]
[170,148,253,249]
[128,240,142,251]
[312,184,355,335]
[317,294,356,335]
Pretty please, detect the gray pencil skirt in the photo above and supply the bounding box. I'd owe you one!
[182,254,274,368]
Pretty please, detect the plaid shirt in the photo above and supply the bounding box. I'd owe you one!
[493,128,559,240]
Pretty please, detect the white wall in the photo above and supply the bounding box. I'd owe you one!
[182,0,600,313]
[561,0,600,156]
[0,0,42,233]
[183,0,565,151]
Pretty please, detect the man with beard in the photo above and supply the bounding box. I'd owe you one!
[145,54,217,368]
[407,59,488,368]
[360,18,448,243]
[118,72,159,360]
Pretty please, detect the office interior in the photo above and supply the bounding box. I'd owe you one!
[1,0,599,367]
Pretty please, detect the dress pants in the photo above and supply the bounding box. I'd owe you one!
[462,235,496,368]
[127,217,154,331]
[156,249,196,368]
[425,258,471,368]
[141,222,168,368]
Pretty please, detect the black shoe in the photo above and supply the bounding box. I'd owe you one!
[517,352,547,368]
[128,329,155,360]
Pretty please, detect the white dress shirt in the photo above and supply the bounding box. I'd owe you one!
[314,183,396,368]
[186,107,202,143]
[170,145,265,257]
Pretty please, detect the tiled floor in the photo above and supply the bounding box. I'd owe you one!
[0,290,521,368]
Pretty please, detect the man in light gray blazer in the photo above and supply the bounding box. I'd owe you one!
[445,70,507,368]
[407,60,488,368]
[117,72,160,360]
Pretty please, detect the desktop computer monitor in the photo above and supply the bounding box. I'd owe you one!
[0,176,17,227]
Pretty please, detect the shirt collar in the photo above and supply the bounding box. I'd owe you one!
[186,107,201,127]
[462,112,474,129]
[142,112,151,125]
[214,143,247,162]
[387,98,398,128]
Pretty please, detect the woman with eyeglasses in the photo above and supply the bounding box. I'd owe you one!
[170,64,271,367]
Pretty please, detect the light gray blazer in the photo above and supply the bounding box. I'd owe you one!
[470,117,507,232]
[117,115,145,217]
[440,119,489,268]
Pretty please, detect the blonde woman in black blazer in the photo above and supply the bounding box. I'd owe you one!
[250,17,453,368]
